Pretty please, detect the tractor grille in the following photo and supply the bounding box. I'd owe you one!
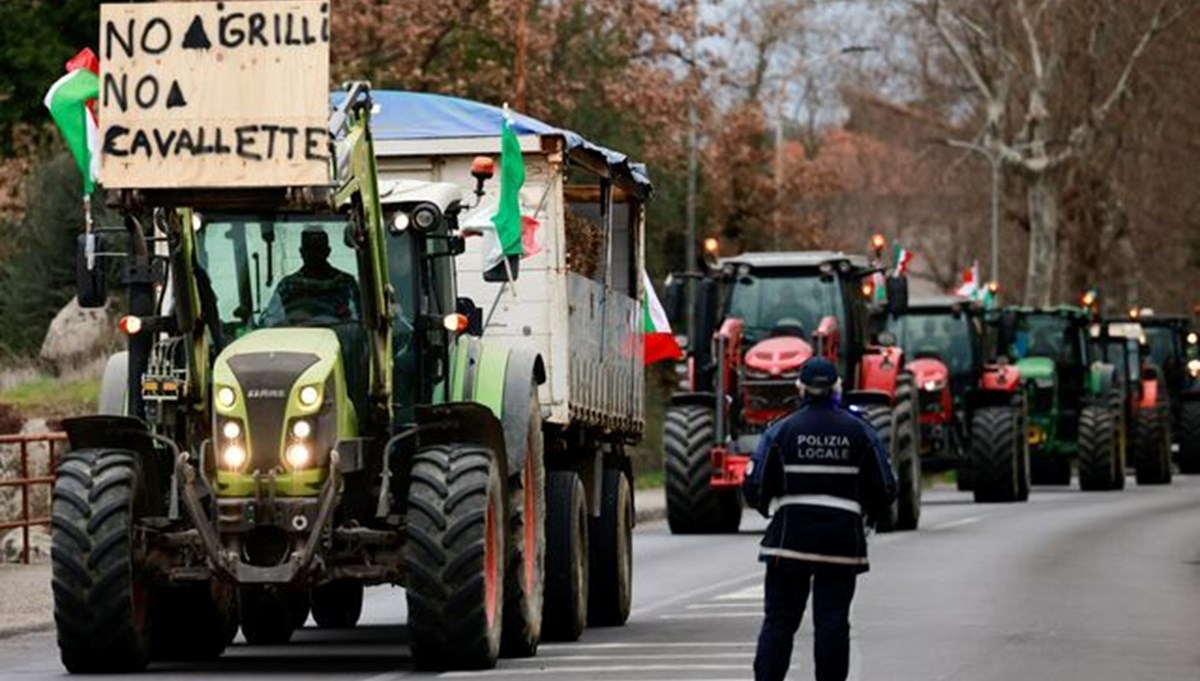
[227,352,320,472]
[744,379,802,413]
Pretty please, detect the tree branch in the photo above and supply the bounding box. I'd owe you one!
[1094,0,1192,123]
[916,0,997,105]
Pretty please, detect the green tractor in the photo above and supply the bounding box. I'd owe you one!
[994,306,1127,490]
[1089,320,1172,485]
[51,84,549,672]
[1132,313,1200,472]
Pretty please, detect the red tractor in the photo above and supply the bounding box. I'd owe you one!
[884,296,1030,502]
[662,251,921,533]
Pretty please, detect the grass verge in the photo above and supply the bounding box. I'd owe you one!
[0,374,100,420]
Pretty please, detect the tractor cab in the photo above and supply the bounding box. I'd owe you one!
[885,296,983,398]
[1119,312,1200,473]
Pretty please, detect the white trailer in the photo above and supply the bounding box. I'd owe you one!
[368,91,650,637]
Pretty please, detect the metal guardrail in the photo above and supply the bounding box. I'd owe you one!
[0,432,67,564]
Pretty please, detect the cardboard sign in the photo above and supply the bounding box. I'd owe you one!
[99,1,331,189]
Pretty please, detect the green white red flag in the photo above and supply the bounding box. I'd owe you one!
[483,112,527,277]
[643,271,683,365]
[892,244,913,276]
[44,49,100,194]
[955,261,980,298]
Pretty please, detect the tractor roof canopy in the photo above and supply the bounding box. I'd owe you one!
[719,251,870,273]
[906,294,978,313]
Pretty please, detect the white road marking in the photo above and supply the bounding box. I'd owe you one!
[686,602,764,609]
[629,572,762,617]
[712,584,763,601]
[930,516,982,531]
[507,652,754,663]
[440,664,751,677]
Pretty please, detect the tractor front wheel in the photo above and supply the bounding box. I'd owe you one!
[51,449,151,673]
[501,390,546,658]
[663,405,741,534]
[1134,407,1172,485]
[1078,402,1124,491]
[970,407,1025,503]
[405,443,506,670]
[1177,401,1200,473]
[861,405,899,532]
[894,377,922,530]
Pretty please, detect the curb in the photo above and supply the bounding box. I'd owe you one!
[0,620,54,640]
[634,487,667,525]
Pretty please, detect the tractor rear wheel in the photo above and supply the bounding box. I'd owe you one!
[664,405,741,534]
[405,443,507,670]
[151,581,236,660]
[894,378,921,530]
[1078,402,1124,491]
[1134,407,1172,485]
[501,390,546,658]
[861,405,899,532]
[542,471,588,642]
[1177,401,1200,473]
[588,468,633,627]
[970,407,1024,503]
[311,580,363,629]
[51,449,151,673]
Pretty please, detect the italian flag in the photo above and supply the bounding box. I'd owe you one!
[643,270,683,365]
[892,244,913,276]
[44,49,100,194]
[955,261,980,298]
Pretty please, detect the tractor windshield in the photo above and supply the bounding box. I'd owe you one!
[198,214,362,337]
[1143,326,1179,371]
[727,269,842,344]
[886,312,976,378]
[1012,314,1081,366]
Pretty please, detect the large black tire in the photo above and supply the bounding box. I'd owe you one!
[588,468,633,627]
[311,580,364,629]
[501,392,545,658]
[1134,407,1172,485]
[894,378,922,530]
[541,471,588,642]
[239,586,302,645]
[970,407,1025,503]
[405,444,507,671]
[51,449,151,673]
[663,405,741,534]
[860,405,899,532]
[1177,401,1200,473]
[150,581,236,660]
[1078,401,1124,491]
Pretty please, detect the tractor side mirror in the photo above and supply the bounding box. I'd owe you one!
[457,297,483,336]
[76,233,108,308]
[885,275,908,315]
[447,234,466,256]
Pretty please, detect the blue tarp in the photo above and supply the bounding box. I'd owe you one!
[335,90,651,197]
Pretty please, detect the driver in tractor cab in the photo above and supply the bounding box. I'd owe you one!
[767,284,804,332]
[263,227,360,326]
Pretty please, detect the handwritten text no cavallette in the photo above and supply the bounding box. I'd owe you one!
[101,2,330,164]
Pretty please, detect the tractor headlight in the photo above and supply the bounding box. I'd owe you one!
[1188,332,1199,346]
[922,379,945,392]
[291,419,312,438]
[222,444,247,469]
[285,444,312,469]
[1188,358,1200,378]
[298,385,321,408]
[216,386,237,409]
[222,420,241,439]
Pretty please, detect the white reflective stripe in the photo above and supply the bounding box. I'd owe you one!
[784,464,858,475]
[776,494,861,515]
[760,547,868,566]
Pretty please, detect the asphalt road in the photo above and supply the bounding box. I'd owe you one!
[2,477,1200,680]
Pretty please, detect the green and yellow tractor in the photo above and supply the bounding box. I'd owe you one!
[993,306,1127,490]
[51,84,548,672]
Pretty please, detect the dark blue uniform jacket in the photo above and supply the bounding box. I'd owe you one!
[742,398,897,573]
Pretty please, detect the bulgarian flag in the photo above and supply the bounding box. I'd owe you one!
[892,244,913,276]
[44,48,100,194]
[643,270,683,365]
[955,261,980,298]
[483,111,527,279]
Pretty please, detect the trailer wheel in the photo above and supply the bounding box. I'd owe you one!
[588,468,633,627]
[860,405,899,532]
[239,586,301,645]
[311,580,363,629]
[894,377,922,530]
[150,581,236,660]
[664,405,741,534]
[542,471,588,642]
[501,391,545,658]
[405,443,506,670]
[51,449,150,673]
[1134,407,1172,485]
[1177,401,1200,473]
[1078,400,1124,491]
[970,407,1023,502]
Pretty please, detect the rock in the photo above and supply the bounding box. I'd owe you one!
[38,297,121,375]
[1,526,51,564]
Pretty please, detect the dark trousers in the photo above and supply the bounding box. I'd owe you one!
[753,559,858,681]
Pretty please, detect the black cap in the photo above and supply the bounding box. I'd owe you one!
[799,357,839,392]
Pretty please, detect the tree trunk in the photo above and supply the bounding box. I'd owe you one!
[1023,171,1059,306]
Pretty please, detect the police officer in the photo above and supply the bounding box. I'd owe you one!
[743,357,897,681]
